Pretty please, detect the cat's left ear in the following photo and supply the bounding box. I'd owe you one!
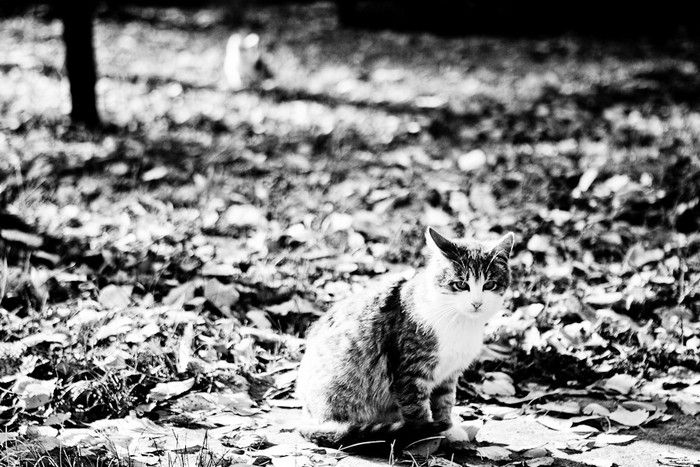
[425,227,459,259]
[491,232,515,257]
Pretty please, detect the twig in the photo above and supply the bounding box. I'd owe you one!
[339,439,386,451]
[403,435,445,450]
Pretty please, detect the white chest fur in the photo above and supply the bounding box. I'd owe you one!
[410,275,491,385]
[430,317,484,383]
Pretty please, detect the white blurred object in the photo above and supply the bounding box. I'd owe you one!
[224,33,273,90]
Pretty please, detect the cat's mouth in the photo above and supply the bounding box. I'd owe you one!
[464,305,494,317]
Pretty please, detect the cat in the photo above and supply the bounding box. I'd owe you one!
[296,227,514,450]
[223,33,273,90]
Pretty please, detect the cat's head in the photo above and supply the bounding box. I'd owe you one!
[423,227,514,320]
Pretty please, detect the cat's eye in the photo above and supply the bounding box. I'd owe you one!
[483,280,497,291]
[451,281,470,292]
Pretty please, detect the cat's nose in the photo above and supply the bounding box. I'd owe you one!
[472,301,483,310]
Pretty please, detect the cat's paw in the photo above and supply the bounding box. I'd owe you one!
[442,424,470,443]
[403,420,450,439]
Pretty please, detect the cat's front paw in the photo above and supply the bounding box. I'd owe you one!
[442,424,470,443]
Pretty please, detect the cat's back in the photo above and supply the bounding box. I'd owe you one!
[297,275,408,420]
[305,274,406,344]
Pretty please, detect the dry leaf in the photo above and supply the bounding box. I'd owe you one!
[594,433,636,447]
[608,407,649,426]
[536,401,580,416]
[98,285,132,309]
[481,372,516,396]
[149,378,195,401]
[13,377,56,409]
[604,374,638,395]
[583,403,611,416]
[458,149,487,172]
[476,445,511,461]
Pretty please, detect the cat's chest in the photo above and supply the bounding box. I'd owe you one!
[429,320,484,384]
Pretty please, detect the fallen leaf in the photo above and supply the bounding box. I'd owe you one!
[527,458,555,467]
[469,183,498,214]
[204,278,240,313]
[98,284,132,309]
[584,291,624,307]
[481,372,516,397]
[322,212,353,233]
[202,263,239,279]
[429,458,462,467]
[536,416,573,431]
[657,454,700,466]
[266,296,320,316]
[12,377,56,409]
[527,235,551,253]
[670,394,700,416]
[0,432,18,443]
[536,401,580,416]
[604,373,638,394]
[593,433,636,447]
[93,316,133,341]
[21,332,70,348]
[458,149,487,172]
[142,166,168,181]
[163,281,197,307]
[271,456,311,467]
[523,447,549,458]
[575,168,598,194]
[149,378,195,401]
[222,204,265,228]
[176,323,194,373]
[583,403,610,416]
[477,416,580,451]
[476,445,511,461]
[608,407,649,426]
[404,437,443,457]
[626,245,665,268]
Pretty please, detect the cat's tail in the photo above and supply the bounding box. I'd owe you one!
[299,420,449,452]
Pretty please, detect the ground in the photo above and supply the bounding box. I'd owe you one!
[0,2,699,467]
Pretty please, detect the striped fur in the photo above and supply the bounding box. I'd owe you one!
[296,228,514,450]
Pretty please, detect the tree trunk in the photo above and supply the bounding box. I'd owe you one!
[59,1,100,127]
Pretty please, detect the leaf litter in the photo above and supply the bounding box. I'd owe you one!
[1,3,700,467]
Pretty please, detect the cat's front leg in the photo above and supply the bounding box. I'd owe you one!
[393,373,449,435]
[430,375,457,424]
[431,375,470,444]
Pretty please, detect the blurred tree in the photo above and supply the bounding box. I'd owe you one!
[58,0,101,127]
[0,1,101,126]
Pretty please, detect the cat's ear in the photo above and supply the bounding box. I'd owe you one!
[491,232,515,257]
[426,227,459,259]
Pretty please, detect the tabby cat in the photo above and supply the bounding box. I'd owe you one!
[296,227,514,449]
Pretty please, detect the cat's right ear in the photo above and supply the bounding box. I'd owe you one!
[491,232,515,258]
[426,227,458,259]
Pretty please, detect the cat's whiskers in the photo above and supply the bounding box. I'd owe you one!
[432,309,462,331]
